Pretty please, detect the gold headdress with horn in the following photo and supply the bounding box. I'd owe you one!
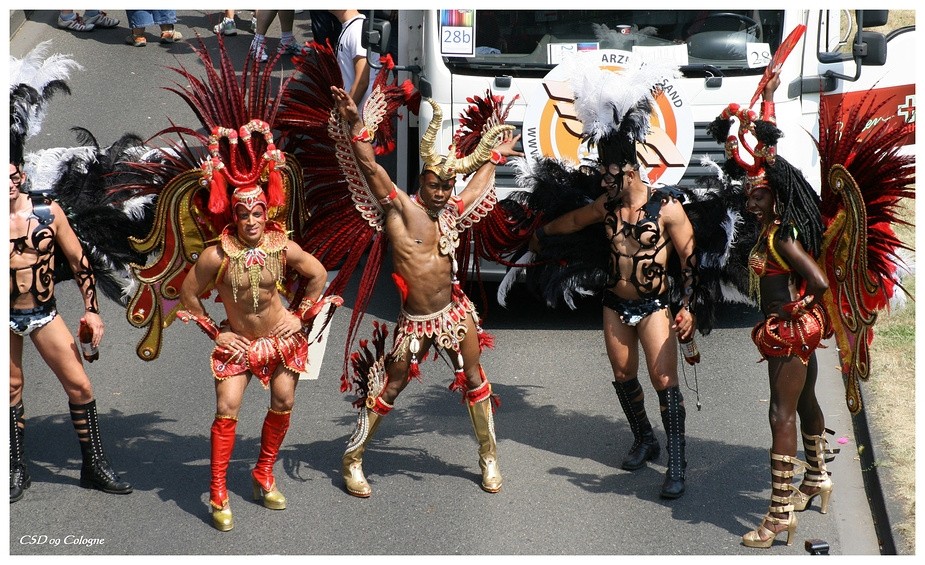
[419,98,513,180]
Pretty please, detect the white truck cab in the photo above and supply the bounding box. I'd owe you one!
[360,9,915,279]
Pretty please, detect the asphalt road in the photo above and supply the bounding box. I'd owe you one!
[8,10,881,558]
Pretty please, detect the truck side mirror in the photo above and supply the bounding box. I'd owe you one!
[823,10,889,82]
[861,10,889,28]
[361,14,391,56]
[859,31,887,66]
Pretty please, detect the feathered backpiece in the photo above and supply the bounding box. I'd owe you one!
[25,130,159,305]
[124,36,304,361]
[278,40,421,388]
[452,90,537,297]
[567,57,678,170]
[500,157,609,309]
[681,157,758,311]
[814,89,915,414]
[453,89,518,157]
[357,53,421,155]
[11,41,157,306]
[9,40,82,166]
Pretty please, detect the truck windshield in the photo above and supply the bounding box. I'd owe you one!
[448,10,786,77]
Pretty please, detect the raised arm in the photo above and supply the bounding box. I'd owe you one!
[457,131,523,211]
[331,85,406,212]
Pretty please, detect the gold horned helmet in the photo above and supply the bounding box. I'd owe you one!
[419,98,513,181]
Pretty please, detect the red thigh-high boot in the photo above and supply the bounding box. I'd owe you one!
[466,368,502,493]
[342,396,391,498]
[210,415,237,532]
[251,408,290,510]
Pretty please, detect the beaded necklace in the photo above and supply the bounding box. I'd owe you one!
[220,223,288,311]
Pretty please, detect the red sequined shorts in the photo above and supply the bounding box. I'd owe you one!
[211,332,308,387]
[751,304,831,365]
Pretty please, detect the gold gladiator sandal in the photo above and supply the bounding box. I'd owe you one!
[467,387,502,493]
[742,452,801,549]
[792,430,835,513]
[342,405,387,497]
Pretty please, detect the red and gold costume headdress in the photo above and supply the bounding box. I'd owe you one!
[713,102,778,195]
[122,37,306,361]
[200,119,286,216]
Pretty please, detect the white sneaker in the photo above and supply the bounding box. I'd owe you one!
[83,12,119,28]
[58,14,94,32]
[213,17,238,36]
[250,38,268,62]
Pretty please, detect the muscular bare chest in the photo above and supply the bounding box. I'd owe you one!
[9,214,56,304]
[603,197,673,296]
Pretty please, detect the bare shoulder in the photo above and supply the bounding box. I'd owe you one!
[196,243,224,270]
[284,239,314,261]
[659,192,690,223]
[48,201,69,229]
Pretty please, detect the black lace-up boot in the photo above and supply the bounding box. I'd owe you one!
[613,378,660,470]
[10,401,30,503]
[69,400,133,494]
[658,386,687,498]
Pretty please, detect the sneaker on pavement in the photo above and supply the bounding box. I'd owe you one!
[58,14,94,32]
[250,39,269,62]
[213,17,238,36]
[126,34,147,47]
[160,30,184,43]
[84,12,119,28]
[277,41,302,56]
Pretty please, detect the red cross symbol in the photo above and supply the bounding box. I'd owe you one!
[897,95,915,124]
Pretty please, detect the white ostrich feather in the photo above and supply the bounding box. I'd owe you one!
[24,146,98,189]
[567,56,680,144]
[10,40,83,141]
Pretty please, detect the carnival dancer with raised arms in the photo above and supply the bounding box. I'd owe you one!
[329,82,523,497]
